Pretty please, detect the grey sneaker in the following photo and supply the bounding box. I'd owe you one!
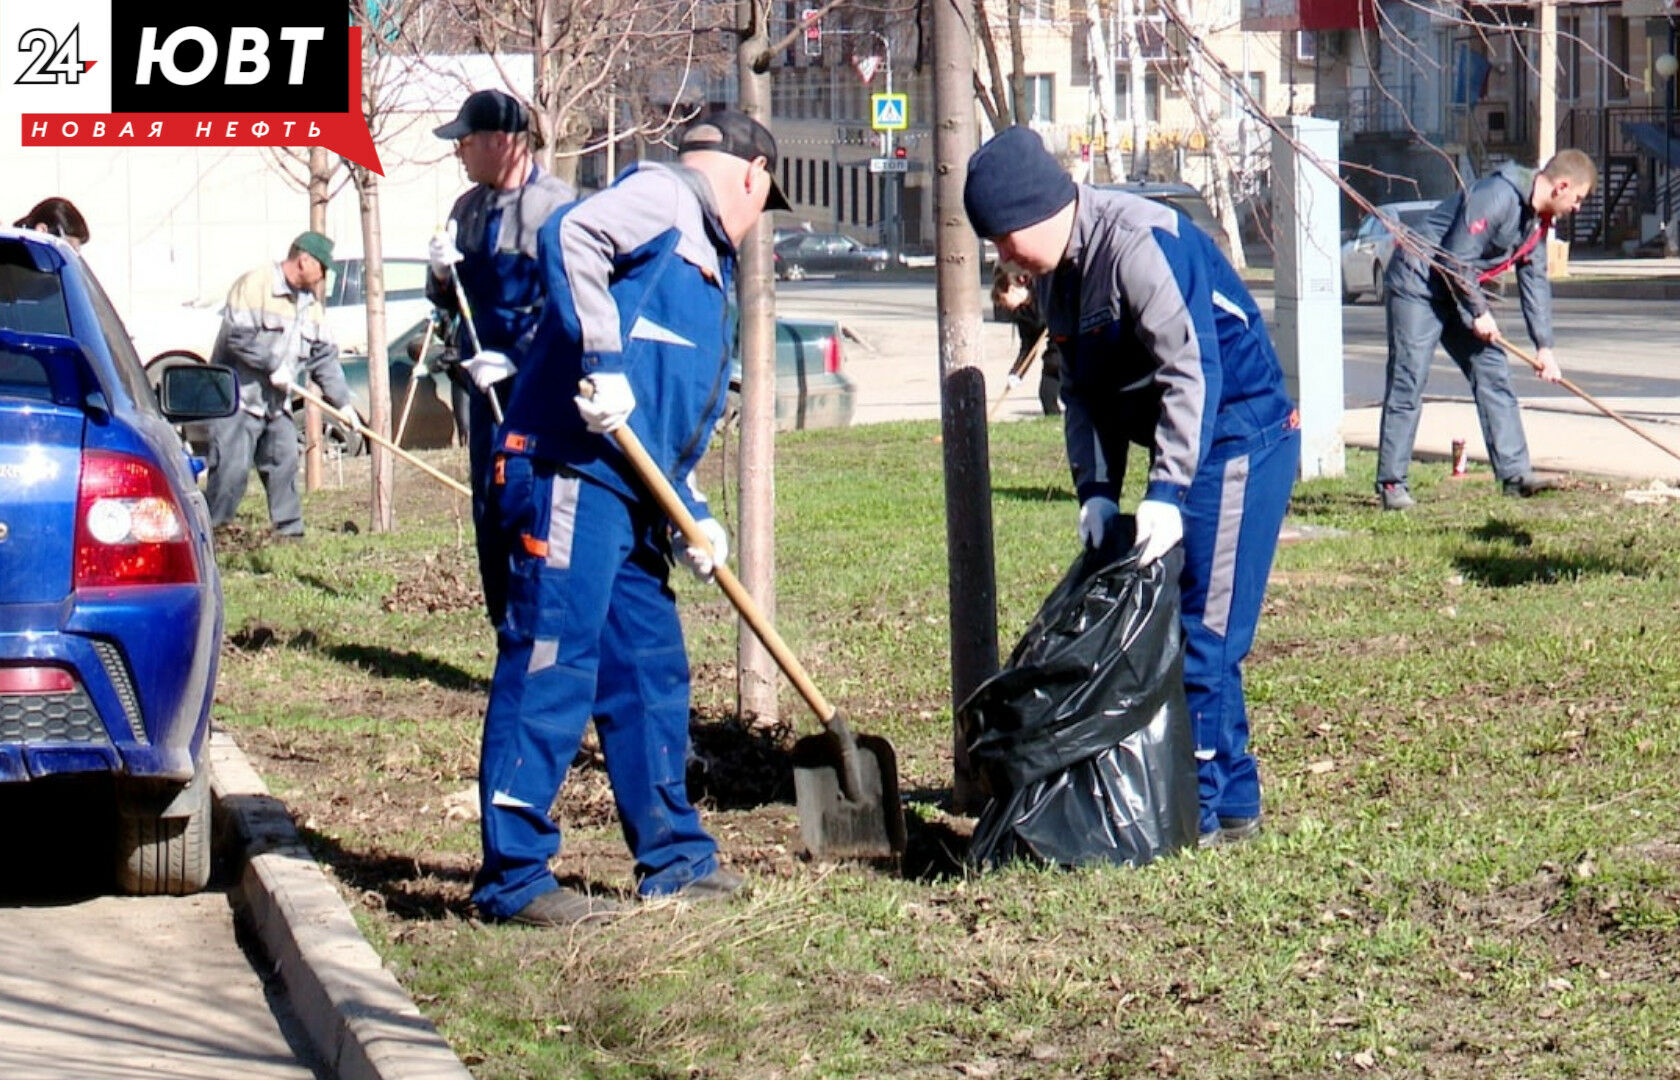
[1503,474,1560,498]
[1217,815,1263,843]
[673,867,747,903]
[507,887,625,927]
[1378,482,1415,511]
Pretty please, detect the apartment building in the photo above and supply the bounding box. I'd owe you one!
[763,1,1317,250]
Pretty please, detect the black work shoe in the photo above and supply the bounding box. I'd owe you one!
[1217,815,1263,844]
[1378,482,1415,511]
[672,867,747,903]
[1503,474,1560,498]
[507,887,625,927]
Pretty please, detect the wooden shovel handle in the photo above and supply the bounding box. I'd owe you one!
[585,382,837,723]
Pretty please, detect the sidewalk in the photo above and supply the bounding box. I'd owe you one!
[1342,396,1680,485]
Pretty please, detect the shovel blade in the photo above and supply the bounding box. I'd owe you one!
[792,731,906,860]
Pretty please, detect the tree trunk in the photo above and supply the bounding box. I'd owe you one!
[933,0,997,814]
[1120,0,1148,179]
[305,147,332,492]
[1180,4,1245,270]
[356,166,394,533]
[1085,0,1121,183]
[735,0,779,727]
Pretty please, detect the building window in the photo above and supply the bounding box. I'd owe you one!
[1606,15,1629,102]
[1118,73,1160,123]
[836,167,844,222]
[851,167,861,223]
[1560,15,1581,102]
[1223,72,1264,119]
[782,158,791,199]
[822,161,831,208]
[866,172,875,226]
[1024,74,1055,122]
[1296,31,1315,63]
[1021,0,1054,23]
[808,160,818,206]
[794,157,804,204]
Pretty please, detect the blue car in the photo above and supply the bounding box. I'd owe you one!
[0,227,238,895]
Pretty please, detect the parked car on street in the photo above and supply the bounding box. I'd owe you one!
[128,253,432,367]
[728,315,857,432]
[773,232,890,281]
[1341,200,1438,303]
[306,305,859,456]
[1,227,238,896]
[1096,181,1233,261]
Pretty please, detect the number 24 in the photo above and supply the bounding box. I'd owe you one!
[15,27,86,86]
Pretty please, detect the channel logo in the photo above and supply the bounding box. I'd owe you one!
[2,1,382,172]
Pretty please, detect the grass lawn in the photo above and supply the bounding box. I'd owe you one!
[213,419,1680,1079]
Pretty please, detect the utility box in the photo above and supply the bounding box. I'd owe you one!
[1270,116,1345,480]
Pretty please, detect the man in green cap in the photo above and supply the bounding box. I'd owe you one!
[205,231,355,539]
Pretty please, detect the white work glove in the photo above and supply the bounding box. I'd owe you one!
[1131,499,1184,567]
[677,517,729,582]
[1078,496,1121,551]
[268,360,297,390]
[574,372,636,434]
[463,349,517,393]
[428,231,463,277]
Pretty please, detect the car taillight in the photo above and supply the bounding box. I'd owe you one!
[74,451,197,587]
[823,334,841,375]
[0,666,75,694]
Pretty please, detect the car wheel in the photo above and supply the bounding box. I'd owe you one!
[1370,262,1386,303]
[115,755,212,896]
[782,263,806,282]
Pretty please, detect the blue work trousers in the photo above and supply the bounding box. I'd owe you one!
[1179,425,1299,835]
[471,458,718,919]
[1377,289,1532,487]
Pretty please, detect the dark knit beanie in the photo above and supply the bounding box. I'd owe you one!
[963,127,1076,239]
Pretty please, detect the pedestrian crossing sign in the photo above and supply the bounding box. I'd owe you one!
[871,93,908,132]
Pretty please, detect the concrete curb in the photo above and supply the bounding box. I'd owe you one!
[209,732,474,1080]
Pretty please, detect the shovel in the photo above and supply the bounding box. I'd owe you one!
[589,389,905,860]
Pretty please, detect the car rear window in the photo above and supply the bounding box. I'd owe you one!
[0,347,53,401]
[0,240,71,337]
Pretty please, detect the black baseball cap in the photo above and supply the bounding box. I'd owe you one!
[677,109,791,212]
[433,89,528,140]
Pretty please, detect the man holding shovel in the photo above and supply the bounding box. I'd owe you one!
[1375,150,1596,510]
[963,126,1300,849]
[470,109,789,927]
[427,88,575,624]
[204,231,355,540]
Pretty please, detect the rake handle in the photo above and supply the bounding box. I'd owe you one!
[393,314,437,447]
[447,264,505,426]
[291,381,471,498]
[988,328,1048,423]
[587,388,836,724]
[1498,335,1680,466]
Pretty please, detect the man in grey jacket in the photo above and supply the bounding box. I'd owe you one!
[1376,150,1596,509]
[205,231,354,538]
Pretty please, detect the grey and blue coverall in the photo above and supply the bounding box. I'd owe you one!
[1043,186,1300,837]
[1378,163,1554,488]
[205,261,352,535]
[471,161,735,918]
[427,164,575,624]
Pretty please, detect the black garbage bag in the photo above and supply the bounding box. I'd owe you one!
[960,538,1198,870]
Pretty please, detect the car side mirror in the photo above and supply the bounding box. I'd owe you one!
[159,363,239,421]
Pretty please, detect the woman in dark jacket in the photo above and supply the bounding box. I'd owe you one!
[992,262,1061,415]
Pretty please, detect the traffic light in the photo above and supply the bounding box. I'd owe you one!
[893,145,907,159]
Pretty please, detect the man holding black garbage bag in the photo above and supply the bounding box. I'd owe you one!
[964,126,1299,848]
